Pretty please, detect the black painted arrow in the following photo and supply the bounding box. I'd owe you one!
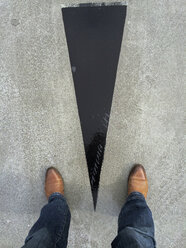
[62,4,127,209]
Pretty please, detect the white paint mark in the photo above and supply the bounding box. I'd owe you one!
[61,2,128,9]
[71,66,76,73]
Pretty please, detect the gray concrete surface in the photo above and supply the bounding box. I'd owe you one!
[0,0,185,247]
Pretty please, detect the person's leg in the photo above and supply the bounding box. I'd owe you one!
[112,164,156,248]
[22,167,71,248]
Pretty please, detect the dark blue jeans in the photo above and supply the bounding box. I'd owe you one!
[22,192,155,248]
[112,192,156,248]
[22,193,71,248]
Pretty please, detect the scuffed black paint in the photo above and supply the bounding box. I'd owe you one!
[62,4,127,209]
[85,132,106,209]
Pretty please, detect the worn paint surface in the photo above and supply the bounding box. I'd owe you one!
[62,5,127,209]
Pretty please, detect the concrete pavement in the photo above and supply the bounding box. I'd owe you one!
[0,0,185,247]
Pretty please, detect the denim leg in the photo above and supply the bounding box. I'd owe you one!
[112,192,156,248]
[22,193,71,248]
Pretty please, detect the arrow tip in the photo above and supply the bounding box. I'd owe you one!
[92,188,98,211]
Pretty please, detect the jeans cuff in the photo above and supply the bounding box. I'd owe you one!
[48,192,65,202]
[127,192,145,202]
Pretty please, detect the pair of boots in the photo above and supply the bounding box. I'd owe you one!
[23,164,155,248]
[45,164,148,200]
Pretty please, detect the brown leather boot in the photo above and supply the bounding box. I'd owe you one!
[128,164,148,198]
[45,167,64,199]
